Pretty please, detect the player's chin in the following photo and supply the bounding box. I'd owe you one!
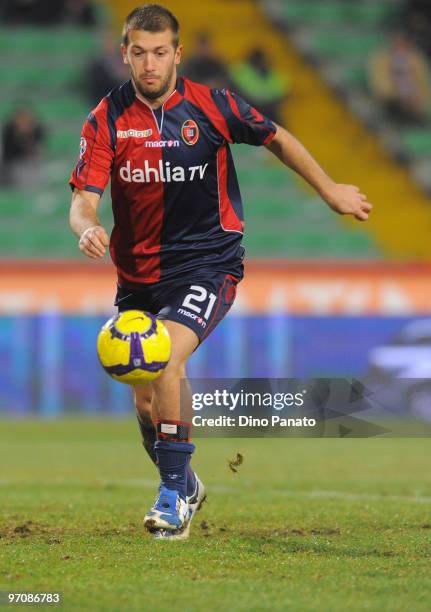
[139,79,160,90]
[140,85,164,99]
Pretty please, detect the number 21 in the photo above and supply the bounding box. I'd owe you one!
[182,285,217,319]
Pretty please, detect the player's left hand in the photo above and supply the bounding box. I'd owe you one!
[323,183,373,221]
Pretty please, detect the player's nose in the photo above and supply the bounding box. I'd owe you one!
[142,55,156,72]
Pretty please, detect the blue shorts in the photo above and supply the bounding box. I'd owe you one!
[115,271,241,342]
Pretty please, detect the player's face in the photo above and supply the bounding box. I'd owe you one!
[122,29,182,102]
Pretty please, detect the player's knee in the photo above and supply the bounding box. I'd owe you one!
[154,359,186,385]
[167,357,187,378]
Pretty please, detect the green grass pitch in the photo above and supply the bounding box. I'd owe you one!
[0,419,430,611]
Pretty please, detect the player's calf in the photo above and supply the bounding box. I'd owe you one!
[136,412,157,463]
[134,384,157,463]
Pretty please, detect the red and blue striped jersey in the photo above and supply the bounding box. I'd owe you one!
[69,77,276,286]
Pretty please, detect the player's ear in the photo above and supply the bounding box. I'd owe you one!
[121,44,129,65]
[175,43,183,65]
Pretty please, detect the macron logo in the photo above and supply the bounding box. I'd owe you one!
[117,129,152,138]
[119,160,209,184]
[177,308,207,328]
[145,140,180,148]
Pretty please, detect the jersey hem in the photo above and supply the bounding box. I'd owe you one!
[117,266,243,290]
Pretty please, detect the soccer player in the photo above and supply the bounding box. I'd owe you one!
[69,4,372,539]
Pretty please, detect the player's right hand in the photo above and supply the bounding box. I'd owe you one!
[79,225,109,259]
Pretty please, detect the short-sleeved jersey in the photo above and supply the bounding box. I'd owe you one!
[69,76,276,287]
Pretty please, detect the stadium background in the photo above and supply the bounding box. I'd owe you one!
[1,0,431,417]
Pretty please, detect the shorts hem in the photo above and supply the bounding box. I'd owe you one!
[156,312,204,346]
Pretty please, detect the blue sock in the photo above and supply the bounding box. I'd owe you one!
[155,440,195,500]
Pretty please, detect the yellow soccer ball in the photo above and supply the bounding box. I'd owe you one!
[97,310,171,385]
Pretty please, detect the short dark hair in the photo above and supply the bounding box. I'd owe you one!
[122,4,180,47]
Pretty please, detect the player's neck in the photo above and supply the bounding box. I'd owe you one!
[132,74,177,110]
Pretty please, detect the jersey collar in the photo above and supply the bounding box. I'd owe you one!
[163,78,184,111]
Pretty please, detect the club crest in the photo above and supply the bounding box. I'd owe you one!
[181,119,199,145]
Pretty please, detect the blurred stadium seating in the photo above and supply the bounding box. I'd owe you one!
[0,26,100,257]
[265,0,431,193]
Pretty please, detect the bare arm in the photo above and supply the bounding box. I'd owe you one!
[266,125,372,221]
[69,188,109,259]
